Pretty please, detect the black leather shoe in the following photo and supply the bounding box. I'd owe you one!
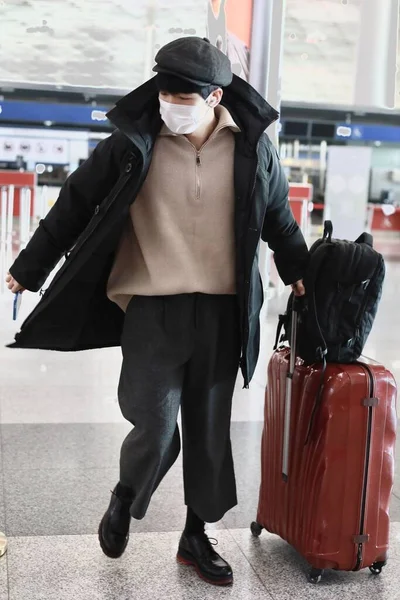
[177,533,233,586]
[98,483,133,559]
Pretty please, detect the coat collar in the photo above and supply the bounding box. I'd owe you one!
[107,75,279,156]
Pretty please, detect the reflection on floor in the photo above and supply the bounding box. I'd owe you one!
[0,239,399,599]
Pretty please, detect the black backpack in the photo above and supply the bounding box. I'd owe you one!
[275,221,385,366]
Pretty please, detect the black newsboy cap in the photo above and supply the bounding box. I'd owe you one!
[153,36,233,87]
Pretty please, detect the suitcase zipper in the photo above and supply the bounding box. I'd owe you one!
[354,365,374,571]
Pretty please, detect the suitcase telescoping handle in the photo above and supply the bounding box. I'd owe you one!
[282,295,301,482]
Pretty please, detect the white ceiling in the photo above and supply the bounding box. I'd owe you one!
[0,0,399,109]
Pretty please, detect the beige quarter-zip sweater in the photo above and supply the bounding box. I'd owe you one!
[107,105,240,312]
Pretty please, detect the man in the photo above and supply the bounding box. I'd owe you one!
[6,38,307,586]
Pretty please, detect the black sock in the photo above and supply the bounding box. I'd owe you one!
[184,507,205,536]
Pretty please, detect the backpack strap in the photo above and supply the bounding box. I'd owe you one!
[304,245,329,361]
[301,235,331,443]
[323,220,333,243]
[273,314,286,350]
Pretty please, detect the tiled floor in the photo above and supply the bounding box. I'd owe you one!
[0,240,399,599]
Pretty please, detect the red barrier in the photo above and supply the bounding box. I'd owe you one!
[0,171,36,217]
[369,205,400,232]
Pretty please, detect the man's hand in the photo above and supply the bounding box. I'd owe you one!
[5,273,25,294]
[291,279,305,297]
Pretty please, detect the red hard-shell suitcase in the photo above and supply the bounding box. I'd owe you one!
[251,309,397,584]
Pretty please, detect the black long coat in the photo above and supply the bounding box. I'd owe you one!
[9,75,309,387]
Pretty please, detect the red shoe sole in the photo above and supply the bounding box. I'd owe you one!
[176,553,233,586]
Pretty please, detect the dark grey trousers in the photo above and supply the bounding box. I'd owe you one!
[118,293,241,523]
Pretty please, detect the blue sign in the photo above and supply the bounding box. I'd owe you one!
[335,123,400,143]
[0,100,112,127]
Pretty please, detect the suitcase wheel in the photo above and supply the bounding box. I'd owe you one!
[308,568,324,584]
[369,561,386,576]
[250,522,263,537]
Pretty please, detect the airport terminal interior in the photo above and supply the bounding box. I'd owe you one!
[1,0,400,598]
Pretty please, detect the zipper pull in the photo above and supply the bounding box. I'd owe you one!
[196,153,201,165]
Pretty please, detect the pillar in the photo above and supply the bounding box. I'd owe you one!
[353,0,400,109]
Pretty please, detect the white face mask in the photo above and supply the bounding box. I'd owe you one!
[159,96,213,135]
